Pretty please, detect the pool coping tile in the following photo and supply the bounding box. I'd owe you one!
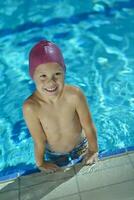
[20,166,75,188]
[80,179,134,200]
[74,154,134,192]
[20,175,79,200]
[0,189,19,200]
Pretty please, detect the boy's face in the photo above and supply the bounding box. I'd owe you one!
[33,62,65,98]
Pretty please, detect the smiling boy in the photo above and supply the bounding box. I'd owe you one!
[23,40,98,173]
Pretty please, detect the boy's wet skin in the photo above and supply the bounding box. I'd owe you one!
[23,41,98,172]
[26,63,85,153]
[30,85,84,153]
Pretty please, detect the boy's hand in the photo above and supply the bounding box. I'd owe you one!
[38,161,61,173]
[82,150,98,166]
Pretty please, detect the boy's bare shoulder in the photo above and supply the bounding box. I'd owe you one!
[65,85,84,98]
[23,94,39,113]
[65,85,85,104]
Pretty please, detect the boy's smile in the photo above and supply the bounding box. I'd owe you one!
[44,86,58,93]
[33,62,65,100]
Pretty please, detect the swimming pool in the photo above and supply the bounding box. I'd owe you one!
[0,0,134,182]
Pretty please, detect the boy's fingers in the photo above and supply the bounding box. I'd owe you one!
[83,154,98,166]
[85,157,93,165]
[39,164,60,173]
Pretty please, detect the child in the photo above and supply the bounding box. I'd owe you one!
[23,40,98,173]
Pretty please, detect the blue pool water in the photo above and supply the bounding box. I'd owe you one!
[0,0,134,182]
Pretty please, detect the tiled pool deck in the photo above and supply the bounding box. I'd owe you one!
[0,152,134,200]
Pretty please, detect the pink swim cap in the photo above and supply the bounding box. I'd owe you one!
[29,40,66,79]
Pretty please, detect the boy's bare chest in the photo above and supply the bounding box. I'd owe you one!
[38,101,77,132]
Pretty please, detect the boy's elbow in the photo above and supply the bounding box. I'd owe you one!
[34,140,46,147]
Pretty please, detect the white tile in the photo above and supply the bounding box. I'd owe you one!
[20,175,78,200]
[74,154,131,176]
[100,154,131,168]
[80,180,134,200]
[76,158,134,192]
[0,190,18,200]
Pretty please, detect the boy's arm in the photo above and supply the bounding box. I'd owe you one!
[22,101,47,167]
[75,88,98,153]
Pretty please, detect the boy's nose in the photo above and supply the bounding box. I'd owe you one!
[46,77,56,84]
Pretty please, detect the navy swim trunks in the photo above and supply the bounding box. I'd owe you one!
[45,138,88,167]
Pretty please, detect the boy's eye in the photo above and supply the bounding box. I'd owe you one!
[55,72,61,75]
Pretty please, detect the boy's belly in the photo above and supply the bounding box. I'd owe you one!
[46,129,85,153]
[40,110,84,152]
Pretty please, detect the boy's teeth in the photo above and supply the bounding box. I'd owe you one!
[46,87,57,92]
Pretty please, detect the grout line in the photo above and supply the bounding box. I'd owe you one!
[127,155,134,168]
[73,166,82,200]
[51,192,81,200]
[18,177,21,200]
[78,178,134,194]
